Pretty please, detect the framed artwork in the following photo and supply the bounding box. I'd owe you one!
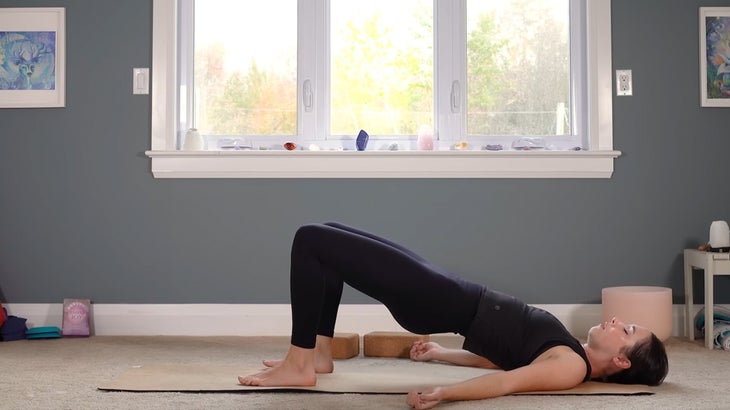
[0,8,65,108]
[700,7,730,107]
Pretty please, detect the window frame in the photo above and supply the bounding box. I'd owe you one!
[147,0,620,178]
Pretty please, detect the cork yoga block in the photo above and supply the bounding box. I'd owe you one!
[332,333,360,359]
[363,331,430,358]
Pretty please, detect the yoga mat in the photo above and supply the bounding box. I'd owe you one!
[98,360,653,396]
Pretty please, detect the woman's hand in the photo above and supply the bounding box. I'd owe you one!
[409,341,443,362]
[407,387,443,409]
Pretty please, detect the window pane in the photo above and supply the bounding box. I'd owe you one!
[194,0,297,136]
[330,0,433,136]
[467,0,570,136]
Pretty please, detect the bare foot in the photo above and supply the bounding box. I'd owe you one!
[262,335,334,373]
[238,345,317,387]
[238,362,316,386]
[262,352,333,373]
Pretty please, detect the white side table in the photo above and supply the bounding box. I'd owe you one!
[684,249,730,348]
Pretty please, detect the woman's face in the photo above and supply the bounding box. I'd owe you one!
[586,317,652,354]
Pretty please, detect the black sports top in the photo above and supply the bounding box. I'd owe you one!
[462,287,592,382]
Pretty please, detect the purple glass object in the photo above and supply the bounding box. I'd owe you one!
[356,130,369,151]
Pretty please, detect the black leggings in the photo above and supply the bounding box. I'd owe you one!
[289,222,482,348]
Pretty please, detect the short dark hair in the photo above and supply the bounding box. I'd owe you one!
[604,333,668,386]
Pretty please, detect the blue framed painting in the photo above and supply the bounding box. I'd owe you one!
[700,7,730,107]
[0,8,65,108]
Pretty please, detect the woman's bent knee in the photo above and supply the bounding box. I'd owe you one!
[294,223,332,245]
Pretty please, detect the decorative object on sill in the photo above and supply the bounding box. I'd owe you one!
[308,144,321,151]
[356,129,369,151]
[417,125,434,150]
[709,220,730,253]
[62,298,91,337]
[219,138,252,150]
[452,141,469,150]
[512,137,545,150]
[483,144,503,151]
[284,142,297,151]
[387,142,399,151]
[183,128,204,150]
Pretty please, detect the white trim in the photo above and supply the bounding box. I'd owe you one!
[145,149,621,178]
[5,303,701,338]
[587,0,614,150]
[149,0,619,179]
[151,0,177,151]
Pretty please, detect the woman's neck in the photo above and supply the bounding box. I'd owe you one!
[582,343,612,379]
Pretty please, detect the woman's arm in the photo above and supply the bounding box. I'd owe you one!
[407,348,586,409]
[410,341,500,369]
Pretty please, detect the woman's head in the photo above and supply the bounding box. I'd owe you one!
[604,332,668,386]
[586,318,668,386]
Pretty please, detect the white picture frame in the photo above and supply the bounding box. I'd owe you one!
[0,7,66,108]
[700,7,730,107]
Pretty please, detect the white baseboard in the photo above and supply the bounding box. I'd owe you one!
[3,303,706,338]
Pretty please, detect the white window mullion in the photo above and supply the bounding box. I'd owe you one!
[178,0,195,148]
[570,0,588,148]
[318,0,330,141]
[298,0,329,142]
[298,0,317,141]
[435,0,467,145]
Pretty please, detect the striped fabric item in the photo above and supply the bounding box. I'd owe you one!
[695,306,730,350]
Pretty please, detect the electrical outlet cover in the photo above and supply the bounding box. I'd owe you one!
[616,70,632,96]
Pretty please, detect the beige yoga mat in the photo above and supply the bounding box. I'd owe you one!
[98,360,653,396]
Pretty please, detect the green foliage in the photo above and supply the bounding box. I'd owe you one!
[194,1,570,138]
[330,9,433,135]
[467,11,505,122]
[469,0,571,136]
[195,46,296,136]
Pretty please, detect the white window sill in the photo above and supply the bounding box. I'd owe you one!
[144,150,622,178]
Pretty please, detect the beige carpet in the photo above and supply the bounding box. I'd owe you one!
[2,335,729,409]
[98,362,653,395]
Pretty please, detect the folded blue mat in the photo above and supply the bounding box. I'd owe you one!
[26,326,62,339]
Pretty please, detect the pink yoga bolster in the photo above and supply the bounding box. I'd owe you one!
[601,286,672,341]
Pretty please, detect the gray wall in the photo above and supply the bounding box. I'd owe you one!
[1,0,729,305]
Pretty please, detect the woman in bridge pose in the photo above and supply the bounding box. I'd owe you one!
[239,222,668,409]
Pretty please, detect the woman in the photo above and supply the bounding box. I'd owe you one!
[239,222,668,409]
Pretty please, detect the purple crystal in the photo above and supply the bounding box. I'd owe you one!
[356,129,369,151]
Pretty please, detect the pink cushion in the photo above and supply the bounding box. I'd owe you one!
[602,286,672,341]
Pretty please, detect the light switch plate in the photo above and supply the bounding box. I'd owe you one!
[133,68,149,95]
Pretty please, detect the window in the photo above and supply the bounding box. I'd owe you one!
[185,0,298,139]
[148,0,619,178]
